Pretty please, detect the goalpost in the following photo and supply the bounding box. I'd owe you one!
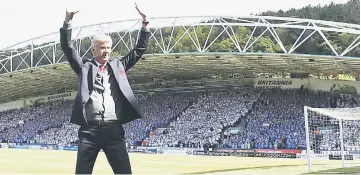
[304,106,360,172]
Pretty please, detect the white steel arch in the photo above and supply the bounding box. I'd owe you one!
[0,15,359,74]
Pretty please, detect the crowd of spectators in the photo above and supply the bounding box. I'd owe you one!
[222,89,359,150]
[0,100,73,143]
[0,87,359,152]
[0,92,199,146]
[144,88,258,148]
[123,92,199,146]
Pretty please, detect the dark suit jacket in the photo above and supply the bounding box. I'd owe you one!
[60,26,151,126]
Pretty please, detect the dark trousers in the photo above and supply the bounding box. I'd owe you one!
[75,122,131,174]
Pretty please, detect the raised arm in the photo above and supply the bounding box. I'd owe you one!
[120,27,151,71]
[120,4,151,71]
[60,10,82,75]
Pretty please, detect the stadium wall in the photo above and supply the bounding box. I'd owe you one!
[308,79,360,94]
[0,78,358,112]
[23,91,77,107]
[0,92,77,111]
[253,78,360,94]
[0,100,23,111]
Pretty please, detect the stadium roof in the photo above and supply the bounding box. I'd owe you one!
[0,16,359,104]
[0,52,359,104]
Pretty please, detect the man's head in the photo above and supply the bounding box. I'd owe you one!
[91,35,113,64]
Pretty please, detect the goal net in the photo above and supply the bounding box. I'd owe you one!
[304,106,360,172]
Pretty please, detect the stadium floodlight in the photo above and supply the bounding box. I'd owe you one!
[304,106,360,172]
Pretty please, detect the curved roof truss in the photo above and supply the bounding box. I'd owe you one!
[0,15,359,75]
[0,16,359,104]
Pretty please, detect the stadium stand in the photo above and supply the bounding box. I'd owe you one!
[144,88,258,147]
[0,88,359,151]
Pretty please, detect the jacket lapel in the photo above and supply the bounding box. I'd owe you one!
[91,59,99,85]
[109,60,143,117]
[109,60,120,84]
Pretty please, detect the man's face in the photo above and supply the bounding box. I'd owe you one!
[93,41,111,62]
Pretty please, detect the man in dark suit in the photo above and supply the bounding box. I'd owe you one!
[60,7,150,175]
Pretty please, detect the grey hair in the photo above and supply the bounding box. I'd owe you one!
[91,34,113,48]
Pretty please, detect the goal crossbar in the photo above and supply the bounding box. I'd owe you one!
[307,107,360,120]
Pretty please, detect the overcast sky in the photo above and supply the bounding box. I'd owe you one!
[0,0,349,49]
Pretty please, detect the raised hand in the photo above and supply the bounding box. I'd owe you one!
[65,9,79,22]
[135,3,148,24]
